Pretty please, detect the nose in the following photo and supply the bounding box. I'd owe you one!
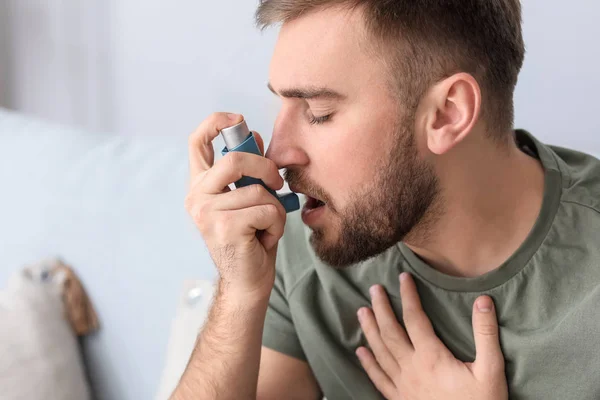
[265,110,309,170]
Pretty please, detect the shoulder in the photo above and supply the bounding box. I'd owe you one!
[550,144,600,216]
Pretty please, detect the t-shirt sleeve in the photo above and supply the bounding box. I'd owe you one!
[262,266,307,361]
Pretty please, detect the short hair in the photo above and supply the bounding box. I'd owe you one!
[256,0,525,139]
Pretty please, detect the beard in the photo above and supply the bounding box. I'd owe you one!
[285,112,440,268]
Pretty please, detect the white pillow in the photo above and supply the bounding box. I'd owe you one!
[155,279,216,400]
[0,265,91,400]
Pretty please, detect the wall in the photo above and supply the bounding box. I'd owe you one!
[515,0,600,150]
[109,0,280,142]
[0,0,114,132]
[1,1,599,150]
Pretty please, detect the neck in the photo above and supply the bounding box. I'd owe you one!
[405,131,545,278]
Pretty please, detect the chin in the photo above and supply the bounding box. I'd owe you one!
[309,229,357,268]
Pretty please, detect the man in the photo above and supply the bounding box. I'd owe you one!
[175,1,600,399]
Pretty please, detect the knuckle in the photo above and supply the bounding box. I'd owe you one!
[277,201,287,219]
[190,201,210,226]
[256,205,271,220]
[380,329,399,346]
[278,212,287,229]
[265,158,279,175]
[190,206,204,229]
[208,112,221,124]
[213,214,233,241]
[407,373,420,388]
[251,183,267,199]
[476,323,498,337]
[402,308,417,324]
[272,219,286,239]
[226,151,242,164]
[188,127,200,146]
[221,153,243,181]
[264,204,279,218]
[421,349,443,370]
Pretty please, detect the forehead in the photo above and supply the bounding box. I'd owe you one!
[269,6,385,92]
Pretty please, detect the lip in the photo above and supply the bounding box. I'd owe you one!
[288,185,324,203]
[301,198,327,226]
[288,184,303,195]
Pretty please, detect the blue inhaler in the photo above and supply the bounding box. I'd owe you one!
[220,120,300,213]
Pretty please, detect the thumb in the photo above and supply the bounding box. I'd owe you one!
[472,295,504,378]
[253,131,265,155]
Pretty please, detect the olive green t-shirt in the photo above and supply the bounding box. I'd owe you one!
[262,130,600,400]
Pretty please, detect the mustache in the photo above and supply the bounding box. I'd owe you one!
[284,168,332,205]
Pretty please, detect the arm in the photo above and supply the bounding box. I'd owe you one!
[172,291,321,400]
[257,347,321,400]
[172,285,270,400]
[173,113,319,400]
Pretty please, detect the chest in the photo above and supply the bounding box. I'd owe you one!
[289,274,600,400]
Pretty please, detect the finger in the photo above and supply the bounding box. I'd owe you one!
[200,151,284,194]
[230,204,286,251]
[253,131,265,155]
[211,184,286,219]
[399,273,445,353]
[188,112,244,179]
[356,347,396,399]
[358,307,400,376]
[188,170,232,198]
[370,285,413,361]
[472,296,505,379]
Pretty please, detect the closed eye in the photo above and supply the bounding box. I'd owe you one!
[309,113,333,125]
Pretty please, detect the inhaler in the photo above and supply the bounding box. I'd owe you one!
[220,120,300,213]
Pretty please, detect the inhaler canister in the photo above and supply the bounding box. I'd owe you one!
[220,120,300,213]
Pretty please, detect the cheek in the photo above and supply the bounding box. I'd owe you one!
[313,125,384,205]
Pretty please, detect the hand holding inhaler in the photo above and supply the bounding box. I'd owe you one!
[220,120,299,213]
[185,113,298,297]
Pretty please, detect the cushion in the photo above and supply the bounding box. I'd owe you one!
[0,261,92,400]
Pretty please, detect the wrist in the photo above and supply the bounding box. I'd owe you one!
[215,277,273,309]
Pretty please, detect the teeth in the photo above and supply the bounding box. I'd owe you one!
[305,196,325,209]
[304,195,326,209]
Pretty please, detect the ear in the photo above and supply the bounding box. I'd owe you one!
[422,73,481,155]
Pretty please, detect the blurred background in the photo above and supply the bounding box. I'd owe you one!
[0,1,598,400]
[0,0,281,139]
[0,1,599,147]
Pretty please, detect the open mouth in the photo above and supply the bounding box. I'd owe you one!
[288,184,328,223]
[305,195,326,210]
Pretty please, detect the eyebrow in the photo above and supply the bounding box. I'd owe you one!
[267,82,346,101]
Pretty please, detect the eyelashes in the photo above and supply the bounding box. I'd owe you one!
[308,113,333,125]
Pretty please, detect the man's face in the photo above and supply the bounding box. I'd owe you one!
[266,7,439,267]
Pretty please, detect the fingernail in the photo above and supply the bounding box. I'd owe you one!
[369,285,379,297]
[476,296,493,313]
[400,272,409,282]
[227,113,240,121]
[357,308,365,322]
[355,347,364,358]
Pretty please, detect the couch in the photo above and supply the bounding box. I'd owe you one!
[0,108,216,400]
